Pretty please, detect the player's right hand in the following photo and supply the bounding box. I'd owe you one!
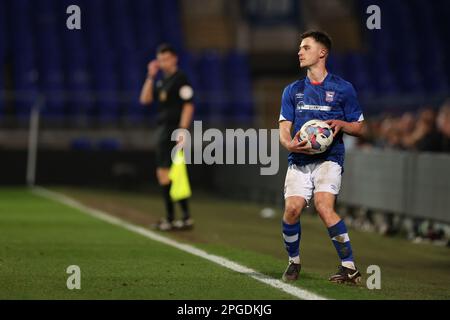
[288,132,314,154]
[147,60,159,78]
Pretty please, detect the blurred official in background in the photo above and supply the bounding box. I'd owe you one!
[140,44,195,231]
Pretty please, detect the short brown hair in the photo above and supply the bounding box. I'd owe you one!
[156,43,177,56]
[300,30,332,53]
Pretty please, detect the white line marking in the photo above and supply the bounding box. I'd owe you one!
[32,187,328,300]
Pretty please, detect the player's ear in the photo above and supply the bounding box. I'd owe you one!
[319,48,327,59]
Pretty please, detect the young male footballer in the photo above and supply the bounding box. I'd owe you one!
[279,31,365,284]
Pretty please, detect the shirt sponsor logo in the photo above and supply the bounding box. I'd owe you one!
[300,104,331,111]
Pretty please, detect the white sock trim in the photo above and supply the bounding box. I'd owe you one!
[341,261,355,270]
[332,233,350,243]
[289,256,300,264]
[283,233,299,243]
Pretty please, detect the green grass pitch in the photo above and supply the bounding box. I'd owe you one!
[0,187,449,300]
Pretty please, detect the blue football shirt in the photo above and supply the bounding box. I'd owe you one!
[279,73,364,168]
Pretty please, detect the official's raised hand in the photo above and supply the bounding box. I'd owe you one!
[147,60,159,79]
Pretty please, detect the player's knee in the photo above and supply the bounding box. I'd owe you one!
[314,199,334,217]
[284,203,302,222]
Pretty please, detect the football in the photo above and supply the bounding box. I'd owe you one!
[298,119,334,154]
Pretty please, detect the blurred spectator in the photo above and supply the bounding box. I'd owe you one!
[355,99,450,153]
[375,115,395,149]
[355,119,376,149]
[405,108,441,152]
[385,123,403,150]
[437,100,450,152]
[398,112,415,149]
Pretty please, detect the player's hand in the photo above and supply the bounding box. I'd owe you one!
[325,119,346,137]
[287,131,315,154]
[147,60,159,79]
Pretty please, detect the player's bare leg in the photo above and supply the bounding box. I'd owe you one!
[314,192,361,284]
[313,192,340,227]
[283,196,306,224]
[281,196,306,282]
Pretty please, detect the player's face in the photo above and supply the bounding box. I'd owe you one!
[298,37,326,68]
[157,52,178,74]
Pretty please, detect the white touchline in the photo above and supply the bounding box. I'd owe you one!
[32,186,328,300]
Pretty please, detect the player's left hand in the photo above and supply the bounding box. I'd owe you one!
[325,119,347,137]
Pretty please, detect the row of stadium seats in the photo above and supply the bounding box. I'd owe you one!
[71,137,121,151]
[2,0,449,123]
[348,0,450,96]
[0,0,254,124]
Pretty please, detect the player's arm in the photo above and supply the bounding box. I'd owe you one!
[279,120,314,154]
[325,119,364,137]
[139,60,159,105]
[278,84,314,154]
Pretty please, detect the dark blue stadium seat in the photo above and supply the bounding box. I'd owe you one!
[343,53,373,97]
[0,0,5,117]
[93,65,120,124]
[159,0,183,51]
[224,51,254,123]
[0,62,4,118]
[119,53,150,125]
[111,0,137,54]
[0,1,6,63]
[132,0,162,54]
[327,53,344,77]
[97,138,121,151]
[368,53,399,95]
[13,51,39,120]
[196,51,228,123]
[70,137,93,151]
[40,68,66,121]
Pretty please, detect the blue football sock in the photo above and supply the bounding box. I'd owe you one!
[282,220,301,263]
[327,219,355,267]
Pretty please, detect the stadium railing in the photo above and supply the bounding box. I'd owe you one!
[212,148,450,224]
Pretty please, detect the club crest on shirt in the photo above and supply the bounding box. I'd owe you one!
[325,91,335,102]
